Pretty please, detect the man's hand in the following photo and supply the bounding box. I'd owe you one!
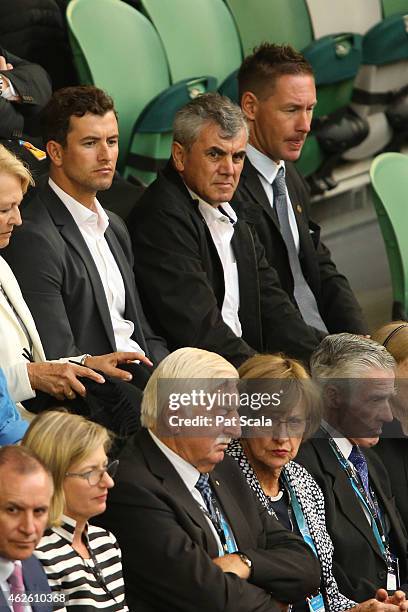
[212,553,250,579]
[0,55,13,71]
[85,352,153,381]
[27,362,105,400]
[353,595,408,612]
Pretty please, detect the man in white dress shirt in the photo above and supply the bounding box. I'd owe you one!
[128,92,323,367]
[3,87,168,405]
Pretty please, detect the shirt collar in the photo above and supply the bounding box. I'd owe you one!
[148,429,201,492]
[322,419,354,460]
[186,186,237,226]
[0,557,15,582]
[48,178,109,235]
[246,143,285,184]
[52,514,89,546]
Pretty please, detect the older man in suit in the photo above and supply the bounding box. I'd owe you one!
[128,92,324,368]
[234,43,367,336]
[297,333,408,605]
[0,445,54,611]
[97,346,321,611]
[3,86,168,396]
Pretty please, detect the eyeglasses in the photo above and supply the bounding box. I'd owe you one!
[268,417,309,436]
[65,459,119,486]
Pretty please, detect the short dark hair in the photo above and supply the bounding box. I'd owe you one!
[238,43,314,102]
[42,85,117,145]
[0,445,52,479]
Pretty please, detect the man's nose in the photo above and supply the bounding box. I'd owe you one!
[19,512,35,535]
[296,111,312,134]
[219,155,234,175]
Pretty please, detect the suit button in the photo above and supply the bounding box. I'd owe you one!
[378,570,386,580]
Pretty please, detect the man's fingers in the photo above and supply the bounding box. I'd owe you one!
[0,56,7,70]
[376,589,389,603]
[73,365,105,384]
[6,63,13,70]
[115,351,153,366]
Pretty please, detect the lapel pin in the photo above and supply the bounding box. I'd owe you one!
[215,480,220,486]
[296,204,302,214]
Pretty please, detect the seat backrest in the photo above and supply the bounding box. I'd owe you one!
[140,0,242,86]
[382,0,408,17]
[306,0,382,38]
[225,0,313,54]
[370,152,408,309]
[66,0,170,169]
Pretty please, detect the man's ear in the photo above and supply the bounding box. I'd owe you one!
[241,91,259,121]
[172,141,185,173]
[46,140,64,167]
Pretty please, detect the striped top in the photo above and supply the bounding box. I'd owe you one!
[35,515,128,611]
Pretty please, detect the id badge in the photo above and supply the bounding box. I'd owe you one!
[307,592,325,612]
[387,555,400,591]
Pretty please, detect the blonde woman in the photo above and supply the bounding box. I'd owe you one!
[22,410,128,611]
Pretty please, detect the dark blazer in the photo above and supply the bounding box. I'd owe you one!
[296,433,408,602]
[0,49,52,139]
[0,555,52,612]
[233,159,368,334]
[3,180,168,364]
[374,420,408,536]
[127,162,323,368]
[96,429,321,612]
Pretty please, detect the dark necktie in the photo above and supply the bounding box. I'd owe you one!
[195,473,219,526]
[272,167,328,333]
[349,444,370,497]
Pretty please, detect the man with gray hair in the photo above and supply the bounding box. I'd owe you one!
[128,93,323,368]
[97,346,321,611]
[297,333,408,606]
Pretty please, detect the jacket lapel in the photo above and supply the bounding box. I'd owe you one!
[316,438,384,560]
[42,186,116,350]
[139,431,220,557]
[0,258,46,362]
[239,158,280,230]
[210,471,253,549]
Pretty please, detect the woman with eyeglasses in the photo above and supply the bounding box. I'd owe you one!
[22,410,128,611]
[228,354,404,612]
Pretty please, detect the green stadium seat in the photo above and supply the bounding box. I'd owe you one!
[370,152,408,319]
[66,0,216,184]
[139,0,242,90]
[382,0,408,17]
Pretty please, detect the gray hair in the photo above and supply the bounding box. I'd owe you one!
[141,347,238,429]
[173,93,248,150]
[311,333,396,380]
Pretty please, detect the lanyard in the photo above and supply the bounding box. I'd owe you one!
[282,472,318,558]
[327,436,390,561]
[198,496,237,555]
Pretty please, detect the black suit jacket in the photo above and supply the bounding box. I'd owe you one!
[296,434,408,602]
[3,180,168,364]
[96,429,321,612]
[127,162,323,368]
[0,556,52,612]
[0,49,52,139]
[233,159,368,334]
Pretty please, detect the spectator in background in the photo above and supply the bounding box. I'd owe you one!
[128,92,324,368]
[372,321,408,535]
[23,410,128,611]
[96,347,321,611]
[235,43,367,336]
[297,334,408,603]
[229,353,407,611]
[3,87,168,398]
[0,0,77,90]
[0,445,54,611]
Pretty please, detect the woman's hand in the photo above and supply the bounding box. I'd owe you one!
[27,361,105,400]
[85,351,153,381]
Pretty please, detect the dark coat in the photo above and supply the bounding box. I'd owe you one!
[233,158,368,334]
[296,433,408,602]
[0,555,52,612]
[0,49,51,139]
[2,180,168,364]
[127,162,323,368]
[96,428,321,612]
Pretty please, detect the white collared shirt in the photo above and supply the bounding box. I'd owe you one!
[187,188,241,337]
[49,179,144,355]
[148,430,226,555]
[246,144,300,251]
[0,558,32,612]
[322,420,371,524]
